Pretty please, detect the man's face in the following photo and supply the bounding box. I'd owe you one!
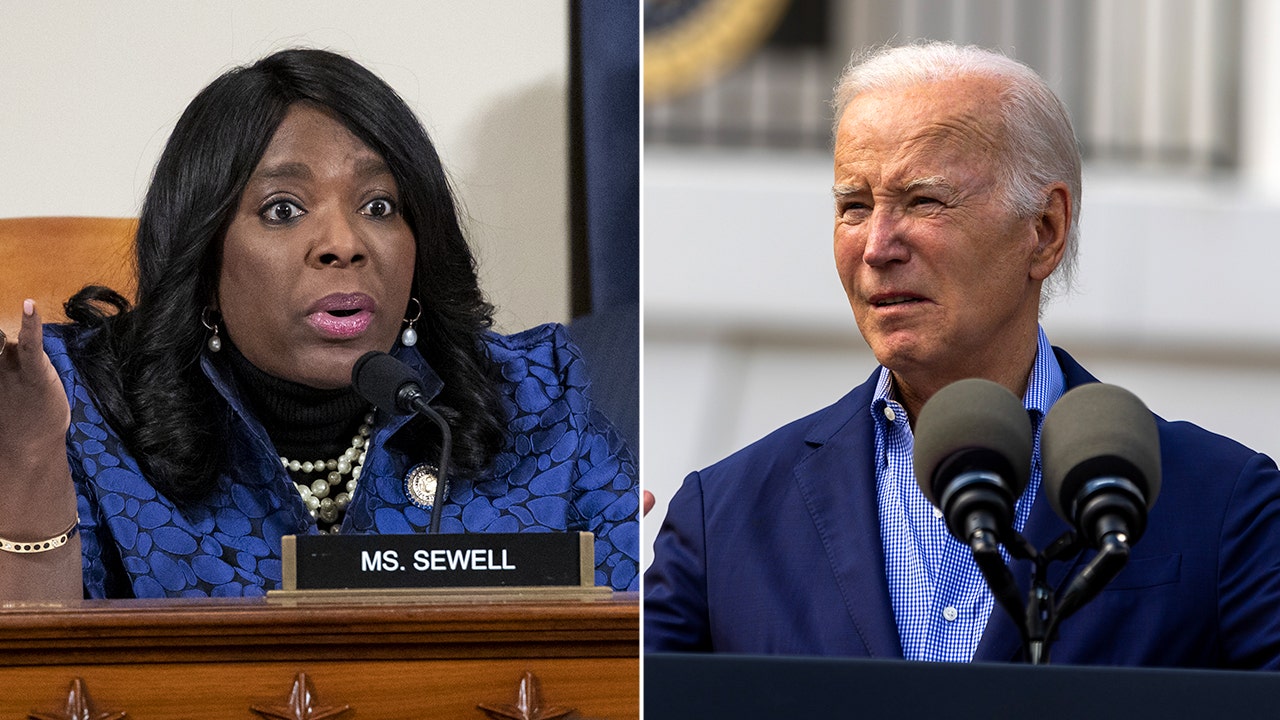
[833,75,1062,400]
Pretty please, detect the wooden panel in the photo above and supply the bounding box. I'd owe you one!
[0,594,639,719]
[4,659,638,719]
[0,216,137,330]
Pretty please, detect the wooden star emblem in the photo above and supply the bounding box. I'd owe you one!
[28,678,126,720]
[478,671,573,720]
[250,672,350,720]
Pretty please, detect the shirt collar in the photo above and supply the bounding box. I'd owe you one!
[1024,325,1065,427]
[870,325,1065,427]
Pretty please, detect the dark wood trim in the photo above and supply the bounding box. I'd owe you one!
[0,594,639,719]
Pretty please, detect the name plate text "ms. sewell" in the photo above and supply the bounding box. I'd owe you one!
[280,532,595,591]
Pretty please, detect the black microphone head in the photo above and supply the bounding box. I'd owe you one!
[913,378,1034,509]
[1041,382,1161,540]
[351,350,418,415]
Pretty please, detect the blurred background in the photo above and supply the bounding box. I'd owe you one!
[643,0,1280,566]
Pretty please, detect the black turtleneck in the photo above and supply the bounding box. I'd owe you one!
[222,342,371,462]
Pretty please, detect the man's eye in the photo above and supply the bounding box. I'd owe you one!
[910,196,942,207]
[261,200,304,223]
[361,198,397,218]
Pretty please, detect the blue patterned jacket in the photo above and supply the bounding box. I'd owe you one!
[45,323,639,598]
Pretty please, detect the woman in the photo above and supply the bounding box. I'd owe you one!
[0,49,638,599]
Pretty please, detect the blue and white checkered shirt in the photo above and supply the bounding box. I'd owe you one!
[873,327,1065,662]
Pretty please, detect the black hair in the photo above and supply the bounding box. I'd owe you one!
[66,48,504,502]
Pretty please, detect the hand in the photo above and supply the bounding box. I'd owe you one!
[643,490,655,517]
[0,300,71,472]
[0,300,82,602]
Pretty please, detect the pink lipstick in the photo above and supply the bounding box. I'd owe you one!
[306,292,375,339]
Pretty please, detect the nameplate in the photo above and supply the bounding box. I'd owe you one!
[279,532,594,591]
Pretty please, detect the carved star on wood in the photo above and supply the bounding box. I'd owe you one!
[250,672,351,720]
[28,678,127,720]
[478,671,574,720]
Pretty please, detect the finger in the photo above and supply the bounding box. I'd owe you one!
[15,299,45,379]
[18,299,42,355]
[643,490,655,517]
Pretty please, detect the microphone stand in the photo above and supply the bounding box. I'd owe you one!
[397,386,454,534]
[969,529,1131,665]
[351,351,455,534]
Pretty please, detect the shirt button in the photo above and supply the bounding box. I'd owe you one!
[933,507,944,520]
[884,406,896,422]
[943,606,959,622]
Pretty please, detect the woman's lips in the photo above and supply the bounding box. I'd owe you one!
[305,293,375,339]
[307,309,373,338]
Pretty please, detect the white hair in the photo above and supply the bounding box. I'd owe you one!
[832,41,1082,300]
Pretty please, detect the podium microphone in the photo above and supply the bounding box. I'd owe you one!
[1041,382,1161,619]
[914,378,1035,635]
[352,351,454,533]
[914,379,1162,663]
[914,378,1033,548]
[1042,383,1161,547]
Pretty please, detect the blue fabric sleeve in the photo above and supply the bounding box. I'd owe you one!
[644,470,712,650]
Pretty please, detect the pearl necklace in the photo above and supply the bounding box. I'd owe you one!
[280,412,374,533]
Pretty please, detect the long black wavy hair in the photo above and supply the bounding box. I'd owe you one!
[65,48,505,503]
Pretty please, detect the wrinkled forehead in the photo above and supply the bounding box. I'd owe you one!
[833,76,1009,184]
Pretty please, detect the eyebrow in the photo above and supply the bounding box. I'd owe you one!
[903,175,954,193]
[352,155,394,180]
[253,161,313,182]
[250,156,394,183]
[832,183,866,198]
[831,176,955,198]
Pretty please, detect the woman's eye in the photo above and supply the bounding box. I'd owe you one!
[361,198,397,218]
[261,200,304,223]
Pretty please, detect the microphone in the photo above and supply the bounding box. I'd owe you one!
[1041,382,1160,624]
[1041,383,1161,549]
[915,378,1036,650]
[351,351,454,534]
[913,378,1033,547]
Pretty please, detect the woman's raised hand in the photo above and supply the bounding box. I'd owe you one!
[0,300,81,602]
[0,300,71,464]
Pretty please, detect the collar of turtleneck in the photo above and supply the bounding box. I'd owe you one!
[221,341,370,461]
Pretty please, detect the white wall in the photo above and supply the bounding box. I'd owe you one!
[0,1,570,332]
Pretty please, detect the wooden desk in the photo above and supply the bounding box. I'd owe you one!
[0,593,638,719]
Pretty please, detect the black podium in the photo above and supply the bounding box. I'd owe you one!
[645,653,1280,719]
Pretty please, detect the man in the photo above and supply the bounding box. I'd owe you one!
[644,42,1280,667]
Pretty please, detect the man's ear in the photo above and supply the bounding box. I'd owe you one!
[1030,183,1070,281]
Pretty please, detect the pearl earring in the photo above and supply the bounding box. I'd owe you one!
[401,297,422,347]
[201,307,222,353]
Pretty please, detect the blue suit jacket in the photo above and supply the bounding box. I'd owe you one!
[644,348,1280,668]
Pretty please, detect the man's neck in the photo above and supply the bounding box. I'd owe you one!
[891,332,1040,427]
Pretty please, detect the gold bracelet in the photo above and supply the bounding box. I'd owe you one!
[0,517,79,554]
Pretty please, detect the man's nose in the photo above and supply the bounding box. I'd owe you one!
[861,207,909,267]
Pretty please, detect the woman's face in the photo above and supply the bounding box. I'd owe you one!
[217,103,416,389]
